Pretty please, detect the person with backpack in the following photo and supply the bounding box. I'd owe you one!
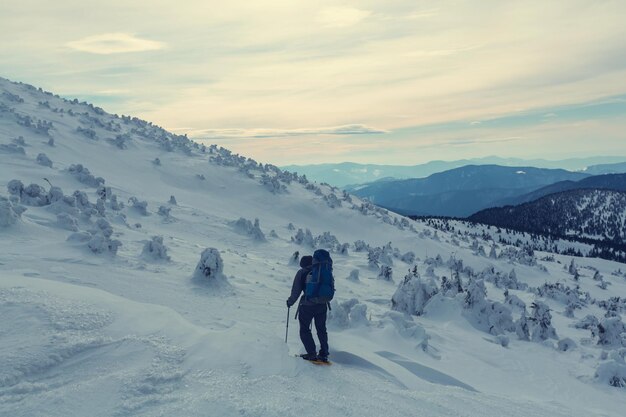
[286,249,335,363]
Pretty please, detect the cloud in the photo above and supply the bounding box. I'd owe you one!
[187,124,387,139]
[66,33,164,55]
[316,7,371,28]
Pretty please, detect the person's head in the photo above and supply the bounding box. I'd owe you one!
[300,255,313,268]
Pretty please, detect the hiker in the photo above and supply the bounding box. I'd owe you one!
[286,250,335,362]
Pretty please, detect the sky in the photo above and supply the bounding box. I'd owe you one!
[1,0,625,165]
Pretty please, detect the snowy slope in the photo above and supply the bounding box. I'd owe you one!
[1,77,626,417]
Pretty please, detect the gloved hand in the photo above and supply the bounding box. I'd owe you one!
[286,299,293,307]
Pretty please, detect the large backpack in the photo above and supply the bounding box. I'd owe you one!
[304,249,335,303]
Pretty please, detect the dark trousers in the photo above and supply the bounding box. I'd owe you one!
[298,303,328,357]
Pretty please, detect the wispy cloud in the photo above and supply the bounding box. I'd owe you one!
[316,7,371,28]
[186,124,387,139]
[66,33,164,55]
[3,0,625,165]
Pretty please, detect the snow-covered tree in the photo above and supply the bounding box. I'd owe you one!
[401,251,416,264]
[353,240,369,252]
[169,195,177,205]
[516,308,530,341]
[0,196,24,227]
[141,235,170,261]
[289,251,300,266]
[36,153,52,167]
[347,269,360,282]
[291,228,314,247]
[128,196,149,215]
[68,164,105,187]
[378,265,393,282]
[391,268,438,316]
[529,301,558,342]
[557,338,576,352]
[231,217,266,241]
[597,317,626,347]
[192,248,226,283]
[328,298,368,328]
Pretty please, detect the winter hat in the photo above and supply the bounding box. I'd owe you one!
[300,255,313,268]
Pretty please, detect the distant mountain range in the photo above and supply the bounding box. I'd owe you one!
[494,173,626,207]
[469,189,626,250]
[282,156,626,188]
[349,165,590,217]
[581,161,626,176]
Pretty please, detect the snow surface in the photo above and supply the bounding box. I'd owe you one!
[1,77,626,416]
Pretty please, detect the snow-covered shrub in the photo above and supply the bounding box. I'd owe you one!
[47,186,65,204]
[0,143,25,154]
[141,236,171,262]
[367,248,380,269]
[391,268,438,316]
[596,352,626,388]
[231,217,266,241]
[68,164,105,187]
[599,297,626,318]
[529,301,558,342]
[288,251,300,266]
[324,193,342,208]
[440,273,463,296]
[557,338,576,352]
[499,246,538,267]
[0,196,24,227]
[597,317,626,347]
[347,269,360,282]
[353,240,369,252]
[110,194,124,211]
[192,248,226,283]
[56,213,79,231]
[128,196,149,215]
[291,228,314,247]
[36,153,53,167]
[534,282,588,308]
[401,251,416,264]
[76,126,97,140]
[20,183,48,206]
[378,265,393,281]
[110,133,131,149]
[71,219,120,255]
[575,314,600,331]
[7,179,24,196]
[328,298,368,328]
[315,231,340,250]
[260,174,287,194]
[504,291,526,310]
[516,309,531,341]
[463,278,514,336]
[157,205,171,217]
[87,233,121,255]
[169,195,177,205]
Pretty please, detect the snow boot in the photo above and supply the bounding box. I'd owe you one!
[299,353,318,361]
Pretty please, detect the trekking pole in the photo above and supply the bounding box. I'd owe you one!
[285,306,290,343]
